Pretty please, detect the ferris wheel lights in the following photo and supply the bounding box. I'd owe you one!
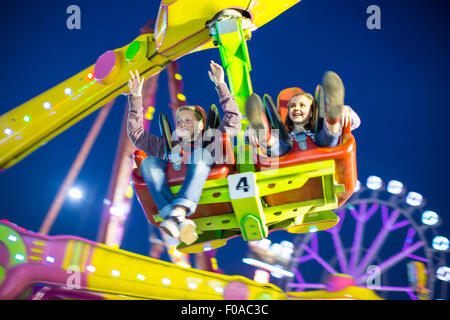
[436,266,450,282]
[366,176,382,190]
[432,236,449,251]
[308,225,318,233]
[406,192,423,206]
[43,101,52,109]
[387,180,403,194]
[354,180,361,192]
[421,211,439,226]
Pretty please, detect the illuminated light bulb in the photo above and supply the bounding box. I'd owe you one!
[46,256,55,263]
[15,253,25,261]
[214,287,224,294]
[421,211,439,226]
[258,239,271,249]
[23,115,31,123]
[64,87,73,96]
[43,102,52,109]
[174,73,183,81]
[406,192,423,207]
[436,266,450,282]
[187,282,198,290]
[109,206,124,217]
[111,270,120,277]
[309,225,318,233]
[176,93,186,101]
[125,186,134,199]
[354,180,361,192]
[270,270,283,279]
[254,269,270,284]
[203,243,212,251]
[270,243,282,256]
[162,278,171,285]
[8,235,17,242]
[387,180,403,194]
[4,128,12,136]
[87,72,94,80]
[68,187,83,200]
[86,265,96,272]
[366,176,382,190]
[137,274,146,281]
[432,236,449,251]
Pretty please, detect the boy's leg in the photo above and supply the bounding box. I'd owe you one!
[172,149,214,215]
[140,156,176,218]
[169,149,215,245]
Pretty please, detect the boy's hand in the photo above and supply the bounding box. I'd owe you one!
[208,60,225,85]
[128,69,145,97]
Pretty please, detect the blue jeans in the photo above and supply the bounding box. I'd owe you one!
[140,148,214,219]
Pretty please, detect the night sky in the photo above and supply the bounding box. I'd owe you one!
[1,0,449,297]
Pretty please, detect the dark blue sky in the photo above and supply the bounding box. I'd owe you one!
[1,0,449,291]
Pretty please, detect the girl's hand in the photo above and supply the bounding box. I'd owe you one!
[128,69,145,97]
[248,127,261,147]
[341,105,352,128]
[208,60,225,85]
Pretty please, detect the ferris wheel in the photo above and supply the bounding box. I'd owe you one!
[284,175,449,300]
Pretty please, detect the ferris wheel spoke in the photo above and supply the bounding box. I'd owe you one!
[390,219,410,231]
[301,243,338,275]
[292,269,306,291]
[358,241,424,283]
[354,207,401,277]
[349,213,365,274]
[331,231,349,273]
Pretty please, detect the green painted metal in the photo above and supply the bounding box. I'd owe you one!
[0,224,27,285]
[211,15,255,173]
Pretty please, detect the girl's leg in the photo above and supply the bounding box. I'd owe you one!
[139,156,175,219]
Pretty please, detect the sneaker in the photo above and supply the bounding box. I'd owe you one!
[322,71,345,121]
[159,217,180,239]
[179,219,198,245]
[245,93,271,141]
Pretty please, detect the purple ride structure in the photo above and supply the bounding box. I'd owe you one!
[282,176,449,300]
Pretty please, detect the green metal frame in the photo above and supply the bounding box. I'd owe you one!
[176,159,341,251]
[176,16,342,251]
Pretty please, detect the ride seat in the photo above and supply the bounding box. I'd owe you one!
[131,104,236,227]
[256,88,357,208]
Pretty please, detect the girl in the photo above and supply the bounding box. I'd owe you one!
[127,61,242,245]
[246,71,360,156]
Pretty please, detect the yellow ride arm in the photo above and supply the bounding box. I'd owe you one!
[0,0,300,171]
